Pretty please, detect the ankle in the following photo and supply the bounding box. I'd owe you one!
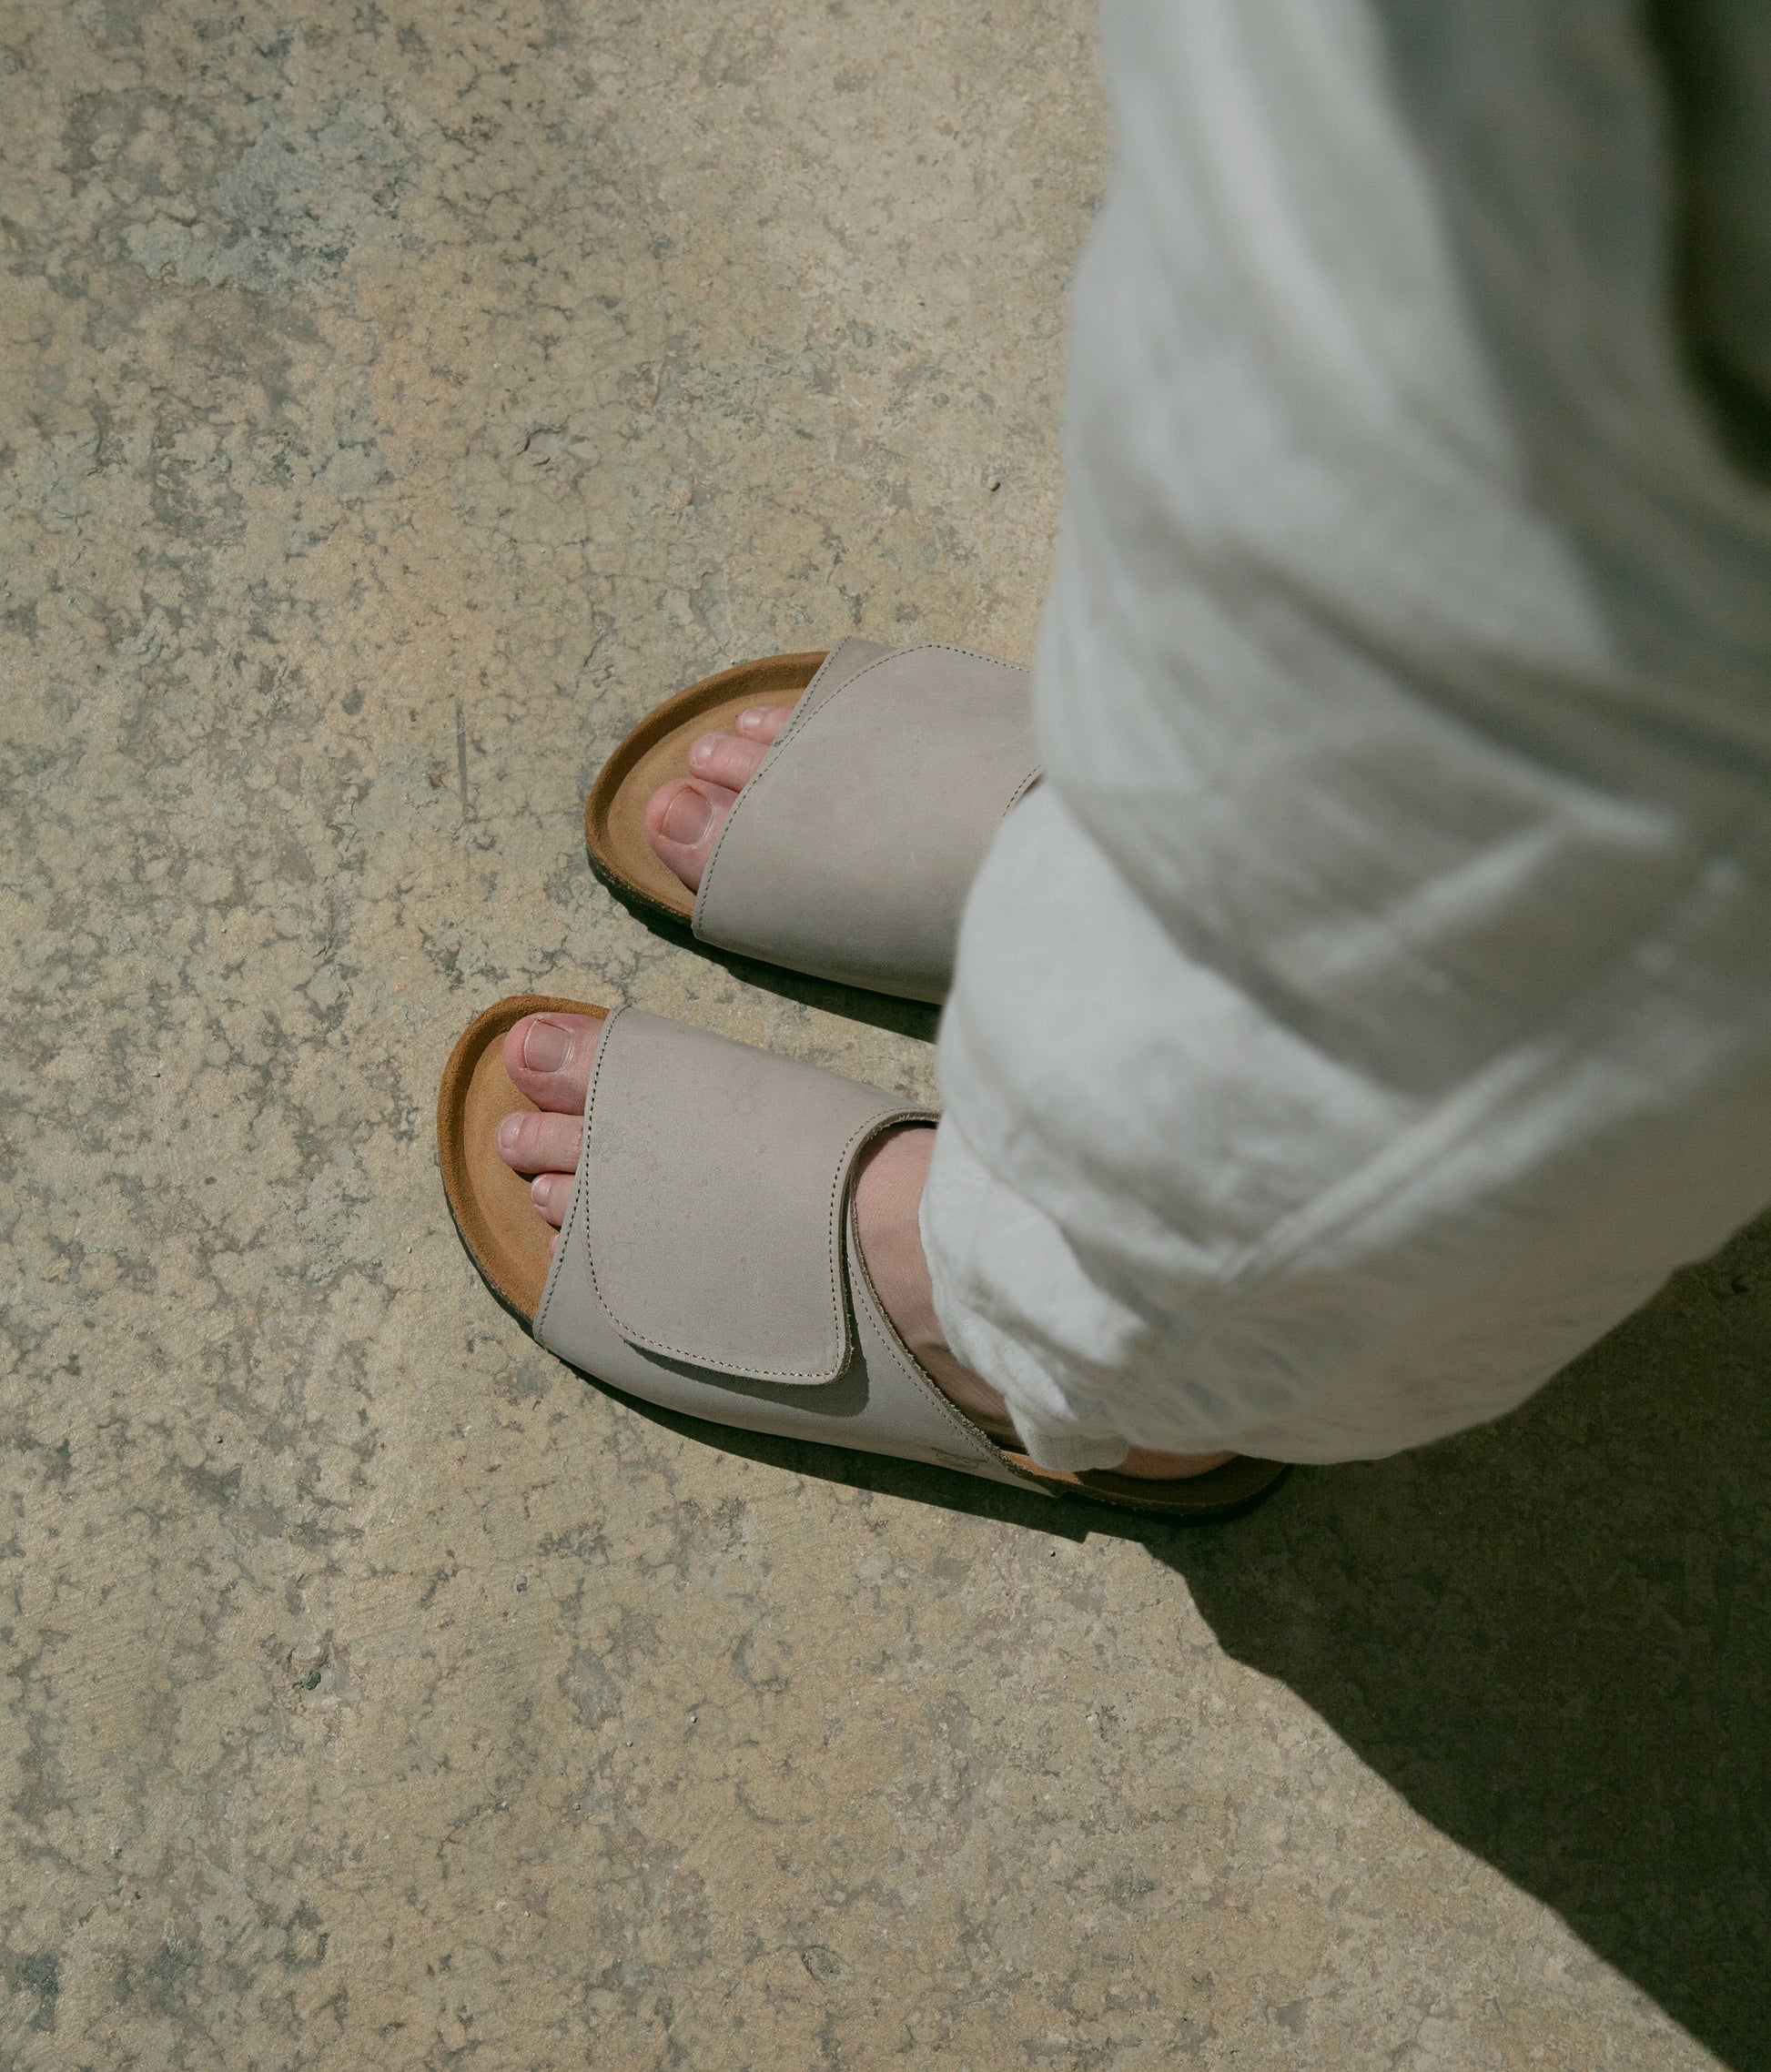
[852,1127,939,1341]
[853,1127,1236,1482]
[853,1127,1006,1413]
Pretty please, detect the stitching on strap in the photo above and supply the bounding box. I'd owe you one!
[1001,764,1042,821]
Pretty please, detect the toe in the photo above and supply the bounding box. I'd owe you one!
[530,1171,573,1227]
[643,775,736,892]
[684,729,768,792]
[494,1108,582,1175]
[502,1012,603,1112]
[734,704,792,744]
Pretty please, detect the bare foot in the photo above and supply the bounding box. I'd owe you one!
[642,704,790,890]
[492,1013,1232,1482]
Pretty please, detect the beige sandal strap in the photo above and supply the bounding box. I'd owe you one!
[535,1007,925,1382]
[692,640,1039,1003]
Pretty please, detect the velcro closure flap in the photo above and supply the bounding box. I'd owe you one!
[572,1008,924,1383]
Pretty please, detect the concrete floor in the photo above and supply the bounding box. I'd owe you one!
[3,3,1766,2067]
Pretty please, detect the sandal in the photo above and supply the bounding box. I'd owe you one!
[584,638,1042,1003]
[438,994,1289,1521]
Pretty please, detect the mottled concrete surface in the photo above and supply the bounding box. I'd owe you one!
[2,4,1766,2067]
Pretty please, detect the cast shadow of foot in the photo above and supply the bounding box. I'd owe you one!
[587,874,941,1042]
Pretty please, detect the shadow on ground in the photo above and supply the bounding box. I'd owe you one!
[1157,1249,1771,2072]
[624,1212,1771,2069]
[589,876,945,1042]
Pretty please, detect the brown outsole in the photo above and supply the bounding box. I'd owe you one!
[1022,1454,1289,1519]
[583,652,828,926]
[438,992,1288,1523]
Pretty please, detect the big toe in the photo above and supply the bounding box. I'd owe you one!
[502,1012,604,1113]
[643,776,736,893]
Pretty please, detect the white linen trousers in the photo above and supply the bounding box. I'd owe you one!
[921,0,1771,1471]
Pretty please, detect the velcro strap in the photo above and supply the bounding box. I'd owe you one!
[542,1008,923,1383]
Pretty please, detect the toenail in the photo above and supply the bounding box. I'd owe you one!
[661,789,714,845]
[521,1017,571,1073]
[687,733,717,771]
[496,1114,523,1154]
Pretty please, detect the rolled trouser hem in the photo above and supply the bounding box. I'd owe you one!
[920,1113,1139,1472]
[919,1103,1331,1470]
[960,1332,1135,1472]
